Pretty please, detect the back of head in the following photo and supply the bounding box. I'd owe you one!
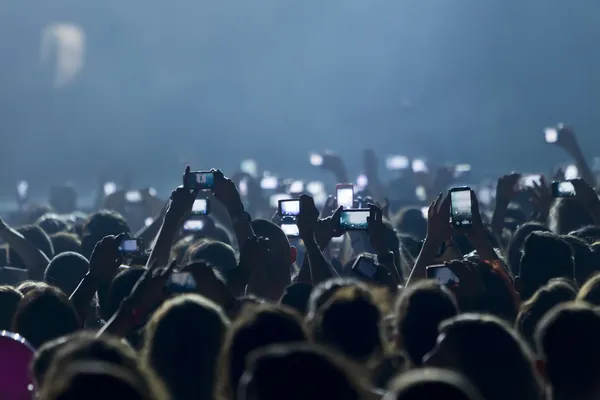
[36,213,69,236]
[550,198,594,235]
[40,361,158,400]
[0,285,23,330]
[44,252,89,296]
[577,273,600,305]
[562,235,597,284]
[395,280,458,365]
[50,232,82,256]
[11,287,80,348]
[519,231,574,300]
[313,286,383,363]
[250,219,292,268]
[536,302,600,397]
[516,280,577,348]
[506,222,549,277]
[9,225,54,268]
[143,294,229,400]
[239,343,365,400]
[187,240,238,278]
[81,210,130,258]
[279,282,313,315]
[427,314,542,400]
[393,207,427,240]
[306,277,367,321]
[385,368,484,400]
[16,280,51,296]
[217,304,308,400]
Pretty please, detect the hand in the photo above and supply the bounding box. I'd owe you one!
[314,206,344,248]
[88,234,126,283]
[425,193,451,246]
[530,177,552,219]
[127,260,177,312]
[367,204,389,256]
[184,261,233,307]
[377,198,391,220]
[495,173,521,204]
[165,166,198,225]
[211,169,244,216]
[572,178,600,210]
[297,194,320,240]
[446,259,486,299]
[320,195,337,218]
[553,124,580,156]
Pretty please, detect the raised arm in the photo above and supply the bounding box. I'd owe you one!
[0,218,50,281]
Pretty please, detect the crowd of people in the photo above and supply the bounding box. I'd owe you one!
[1,125,600,400]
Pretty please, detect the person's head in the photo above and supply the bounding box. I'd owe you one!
[217,304,308,400]
[9,225,54,268]
[425,314,543,400]
[279,283,313,315]
[569,225,600,245]
[250,219,297,269]
[516,279,577,349]
[549,198,594,235]
[312,286,383,363]
[11,287,80,348]
[36,332,140,390]
[306,277,368,322]
[186,240,238,280]
[517,231,574,300]
[506,222,549,277]
[143,294,229,400]
[44,252,89,296]
[36,213,69,236]
[39,361,164,400]
[16,280,51,296]
[81,210,130,258]
[239,343,366,400]
[0,285,23,330]
[393,207,427,241]
[536,303,600,399]
[562,235,597,284]
[577,273,600,305]
[50,232,82,256]
[385,368,484,400]
[394,280,458,365]
[99,266,145,321]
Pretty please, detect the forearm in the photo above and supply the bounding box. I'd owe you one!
[146,218,179,268]
[69,274,100,323]
[406,239,438,285]
[0,226,49,281]
[134,216,163,251]
[491,199,509,237]
[304,237,338,285]
[97,306,134,338]
[571,148,596,187]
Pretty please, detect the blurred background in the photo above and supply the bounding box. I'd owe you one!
[2,0,600,199]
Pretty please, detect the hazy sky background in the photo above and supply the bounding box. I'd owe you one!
[1,0,600,196]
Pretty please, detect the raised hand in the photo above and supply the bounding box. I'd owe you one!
[495,173,521,204]
[314,206,344,249]
[530,177,552,220]
[165,166,198,226]
[127,260,177,312]
[572,178,600,224]
[425,193,451,246]
[297,194,320,240]
[88,233,126,283]
[446,259,486,299]
[367,203,388,256]
[211,169,244,215]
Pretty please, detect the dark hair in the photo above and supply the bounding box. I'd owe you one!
[44,252,90,296]
[516,280,576,348]
[519,231,574,300]
[50,232,82,256]
[577,273,600,305]
[279,283,313,315]
[81,210,130,258]
[506,222,549,277]
[387,368,485,400]
[216,304,308,400]
[550,198,594,235]
[143,294,229,400]
[31,335,70,387]
[187,240,238,278]
[9,225,54,268]
[0,285,23,330]
[429,314,543,400]
[36,213,69,235]
[392,207,427,241]
[536,303,600,397]
[306,277,367,321]
[99,266,145,321]
[240,343,366,400]
[395,280,458,365]
[16,280,51,296]
[11,286,80,348]
[562,235,597,284]
[569,225,600,245]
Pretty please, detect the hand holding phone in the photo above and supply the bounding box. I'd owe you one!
[551,181,576,197]
[426,265,459,287]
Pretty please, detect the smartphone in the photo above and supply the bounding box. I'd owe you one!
[336,184,354,209]
[351,255,378,279]
[191,198,209,215]
[119,238,141,253]
[279,199,300,218]
[426,265,459,286]
[281,223,299,237]
[520,174,542,189]
[449,187,473,228]
[167,272,197,293]
[545,127,558,143]
[551,181,576,197]
[103,182,117,197]
[185,171,215,190]
[183,219,204,232]
[125,190,142,203]
[339,209,369,231]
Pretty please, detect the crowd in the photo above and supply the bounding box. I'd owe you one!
[1,125,600,400]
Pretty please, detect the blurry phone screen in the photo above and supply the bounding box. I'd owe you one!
[450,188,473,228]
[279,199,300,217]
[339,209,369,230]
[281,224,299,237]
[426,265,459,287]
[192,199,209,215]
[352,256,377,279]
[336,184,354,208]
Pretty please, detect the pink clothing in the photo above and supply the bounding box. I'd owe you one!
[0,331,34,400]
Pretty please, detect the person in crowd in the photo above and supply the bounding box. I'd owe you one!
[44,252,90,296]
[506,222,549,277]
[49,232,82,256]
[384,368,485,400]
[562,234,597,284]
[81,210,130,259]
[536,303,600,400]
[142,294,230,400]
